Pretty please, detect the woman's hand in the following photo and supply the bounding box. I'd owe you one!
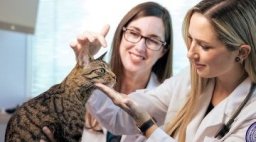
[40,126,56,142]
[70,24,110,66]
[94,83,152,128]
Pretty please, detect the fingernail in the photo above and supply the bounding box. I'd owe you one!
[70,42,76,48]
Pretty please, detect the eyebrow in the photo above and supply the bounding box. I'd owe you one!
[188,34,211,45]
[196,39,211,45]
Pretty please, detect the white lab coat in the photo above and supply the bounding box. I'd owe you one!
[82,73,160,142]
[87,68,256,142]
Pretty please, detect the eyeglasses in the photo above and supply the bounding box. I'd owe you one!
[122,27,166,51]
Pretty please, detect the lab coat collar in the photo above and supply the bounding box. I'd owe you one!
[192,77,251,141]
[146,73,161,89]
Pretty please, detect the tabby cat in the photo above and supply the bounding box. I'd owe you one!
[5,53,116,142]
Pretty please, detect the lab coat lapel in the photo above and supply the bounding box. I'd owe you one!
[186,80,215,141]
[193,78,251,142]
[193,95,227,141]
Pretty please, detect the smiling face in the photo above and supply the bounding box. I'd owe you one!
[187,12,240,78]
[119,16,165,75]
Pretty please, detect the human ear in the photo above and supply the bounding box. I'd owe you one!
[238,44,251,61]
[160,48,168,58]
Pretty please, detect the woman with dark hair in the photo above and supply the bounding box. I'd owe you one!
[41,2,173,142]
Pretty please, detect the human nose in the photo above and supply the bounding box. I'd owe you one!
[187,41,198,60]
[135,37,147,51]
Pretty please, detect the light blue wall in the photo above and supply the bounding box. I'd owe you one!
[0,29,28,108]
[0,29,29,142]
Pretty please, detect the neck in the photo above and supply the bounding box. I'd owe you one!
[212,69,247,106]
[120,71,151,94]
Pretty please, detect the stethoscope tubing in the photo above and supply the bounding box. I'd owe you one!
[215,83,256,139]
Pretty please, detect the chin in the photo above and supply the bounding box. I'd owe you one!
[124,64,141,72]
[197,72,214,79]
[127,68,140,73]
[197,71,208,78]
[126,66,141,73]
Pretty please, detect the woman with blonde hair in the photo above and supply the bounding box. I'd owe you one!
[93,0,256,141]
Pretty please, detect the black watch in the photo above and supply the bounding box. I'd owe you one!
[138,119,155,135]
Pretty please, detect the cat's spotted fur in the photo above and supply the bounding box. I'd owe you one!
[5,57,116,142]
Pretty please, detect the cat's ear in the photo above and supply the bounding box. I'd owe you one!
[96,51,107,60]
[77,48,92,66]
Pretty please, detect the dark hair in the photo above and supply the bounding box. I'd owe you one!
[110,1,173,91]
[86,1,173,132]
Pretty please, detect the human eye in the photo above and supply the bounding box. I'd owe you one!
[199,43,211,50]
[127,30,140,39]
[147,38,162,46]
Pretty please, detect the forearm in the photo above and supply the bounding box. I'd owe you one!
[144,126,177,142]
[87,90,140,135]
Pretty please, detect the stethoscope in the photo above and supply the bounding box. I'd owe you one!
[214,83,256,139]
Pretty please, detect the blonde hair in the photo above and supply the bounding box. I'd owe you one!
[165,0,256,141]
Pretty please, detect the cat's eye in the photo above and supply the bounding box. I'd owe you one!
[96,68,105,75]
